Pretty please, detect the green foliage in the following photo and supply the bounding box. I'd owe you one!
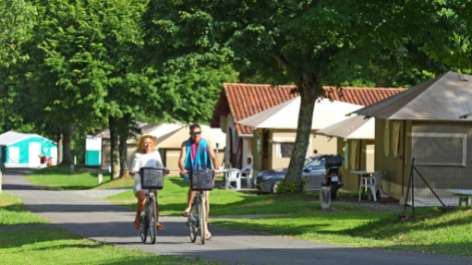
[276,180,306,194]
[0,0,36,67]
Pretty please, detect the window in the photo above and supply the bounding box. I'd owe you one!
[274,142,294,158]
[412,133,467,166]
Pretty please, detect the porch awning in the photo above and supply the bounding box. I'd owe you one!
[315,116,375,140]
[237,97,363,130]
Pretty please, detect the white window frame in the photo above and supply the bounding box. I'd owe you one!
[411,132,467,166]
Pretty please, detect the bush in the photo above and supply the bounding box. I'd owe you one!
[276,180,305,194]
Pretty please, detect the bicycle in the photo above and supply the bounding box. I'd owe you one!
[137,167,165,244]
[186,169,215,245]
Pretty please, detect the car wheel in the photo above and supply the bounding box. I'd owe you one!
[272,180,280,194]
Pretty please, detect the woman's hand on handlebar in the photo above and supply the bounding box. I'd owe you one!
[213,169,220,175]
[164,169,170,175]
[130,170,136,176]
[180,169,188,176]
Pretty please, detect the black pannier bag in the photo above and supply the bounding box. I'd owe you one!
[139,167,164,190]
[324,155,343,168]
[190,170,215,191]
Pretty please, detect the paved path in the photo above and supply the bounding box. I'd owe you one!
[72,188,130,198]
[2,169,471,265]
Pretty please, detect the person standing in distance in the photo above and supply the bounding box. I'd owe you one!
[179,124,219,240]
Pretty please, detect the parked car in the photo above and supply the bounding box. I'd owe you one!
[255,156,326,193]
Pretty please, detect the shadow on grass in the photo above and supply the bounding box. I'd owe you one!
[0,227,80,249]
[168,177,190,188]
[211,208,472,246]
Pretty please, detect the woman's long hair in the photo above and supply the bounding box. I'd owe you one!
[136,135,157,153]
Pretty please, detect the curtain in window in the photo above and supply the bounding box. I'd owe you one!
[392,121,401,158]
[384,123,390,157]
[350,140,358,169]
[273,143,294,158]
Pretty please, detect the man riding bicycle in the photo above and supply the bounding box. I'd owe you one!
[179,124,219,241]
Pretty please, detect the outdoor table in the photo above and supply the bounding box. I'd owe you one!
[447,189,472,207]
[351,170,383,199]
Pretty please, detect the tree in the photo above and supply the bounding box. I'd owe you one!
[17,0,237,178]
[143,0,462,192]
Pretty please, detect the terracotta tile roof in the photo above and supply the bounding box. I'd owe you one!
[211,83,406,135]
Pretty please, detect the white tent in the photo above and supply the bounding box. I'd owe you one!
[0,131,57,168]
[237,97,363,129]
[315,116,375,140]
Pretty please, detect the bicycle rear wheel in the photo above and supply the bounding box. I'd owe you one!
[149,196,157,244]
[199,196,207,245]
[139,215,147,243]
[188,201,197,243]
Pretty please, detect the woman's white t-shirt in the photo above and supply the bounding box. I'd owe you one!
[131,151,165,194]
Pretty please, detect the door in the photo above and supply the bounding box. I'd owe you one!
[50,147,58,165]
[9,147,20,166]
[303,158,326,191]
[29,142,41,167]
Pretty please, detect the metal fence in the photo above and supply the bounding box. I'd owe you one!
[405,153,472,210]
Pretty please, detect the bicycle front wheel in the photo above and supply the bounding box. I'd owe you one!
[188,203,197,243]
[149,196,157,244]
[199,196,207,245]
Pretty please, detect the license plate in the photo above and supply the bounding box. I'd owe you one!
[331,176,339,182]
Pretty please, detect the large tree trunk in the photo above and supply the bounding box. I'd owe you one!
[61,124,74,165]
[57,129,63,165]
[119,114,131,179]
[283,77,321,193]
[109,116,120,179]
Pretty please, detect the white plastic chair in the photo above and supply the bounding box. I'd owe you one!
[225,168,241,190]
[240,169,253,188]
[359,171,387,202]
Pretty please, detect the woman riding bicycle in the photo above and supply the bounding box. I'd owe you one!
[130,135,169,231]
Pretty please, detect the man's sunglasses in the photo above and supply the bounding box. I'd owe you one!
[191,132,201,136]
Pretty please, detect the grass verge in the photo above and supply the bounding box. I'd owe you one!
[0,227,219,264]
[25,166,130,190]
[0,193,49,226]
[106,176,362,216]
[210,208,472,256]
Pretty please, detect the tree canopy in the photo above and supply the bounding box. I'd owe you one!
[143,0,467,191]
[0,0,36,67]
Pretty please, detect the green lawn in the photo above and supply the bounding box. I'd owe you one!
[25,166,125,190]
[106,176,362,216]
[0,193,50,226]
[0,228,220,265]
[211,208,472,256]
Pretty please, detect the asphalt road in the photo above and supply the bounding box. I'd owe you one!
[2,168,471,265]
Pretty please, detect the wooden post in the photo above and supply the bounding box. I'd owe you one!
[98,174,103,185]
